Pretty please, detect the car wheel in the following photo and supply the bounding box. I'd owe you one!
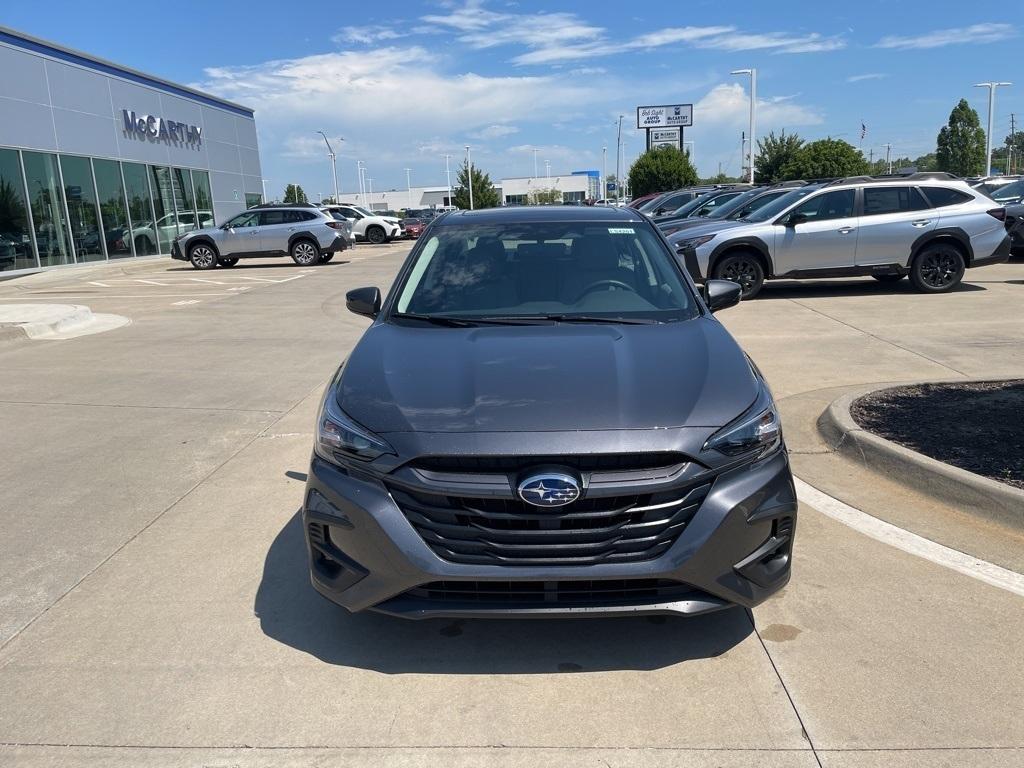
[712,252,765,299]
[909,243,965,293]
[872,274,904,283]
[290,239,320,266]
[189,243,217,270]
[319,253,334,263]
[218,257,239,267]
[366,226,386,245]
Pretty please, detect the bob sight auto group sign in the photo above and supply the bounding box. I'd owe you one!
[122,109,202,146]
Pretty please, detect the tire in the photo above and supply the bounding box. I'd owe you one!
[872,274,904,283]
[290,239,320,266]
[217,257,239,267]
[712,252,765,299]
[909,243,965,294]
[319,253,334,263]
[188,242,217,270]
[366,226,386,245]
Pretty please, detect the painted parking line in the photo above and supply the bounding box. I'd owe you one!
[795,477,1024,598]
[171,300,201,306]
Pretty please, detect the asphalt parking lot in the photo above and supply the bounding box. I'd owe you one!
[0,247,1022,767]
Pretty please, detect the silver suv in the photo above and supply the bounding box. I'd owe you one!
[171,203,353,269]
[674,174,1012,298]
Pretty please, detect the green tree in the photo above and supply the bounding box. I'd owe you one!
[627,146,698,198]
[936,99,986,176]
[991,131,1024,174]
[530,188,561,205]
[452,161,499,209]
[283,184,308,204]
[912,153,937,171]
[780,138,869,180]
[755,130,804,183]
[701,172,742,184]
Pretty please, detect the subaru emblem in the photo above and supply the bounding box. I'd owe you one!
[517,473,581,507]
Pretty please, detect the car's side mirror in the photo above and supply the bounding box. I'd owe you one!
[704,279,742,313]
[346,286,381,319]
[784,212,807,227]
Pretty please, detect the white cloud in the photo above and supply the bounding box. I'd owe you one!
[875,23,1015,49]
[694,83,824,128]
[695,31,846,54]
[624,26,736,49]
[332,27,407,45]
[469,124,521,139]
[847,73,888,83]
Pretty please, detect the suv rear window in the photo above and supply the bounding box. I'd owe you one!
[863,186,929,215]
[920,187,973,207]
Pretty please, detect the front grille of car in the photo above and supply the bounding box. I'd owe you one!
[404,578,696,605]
[388,481,710,566]
[411,453,688,474]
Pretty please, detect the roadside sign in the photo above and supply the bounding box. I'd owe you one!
[637,104,693,129]
[606,182,617,192]
[649,127,681,150]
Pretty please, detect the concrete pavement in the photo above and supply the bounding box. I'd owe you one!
[0,251,1021,767]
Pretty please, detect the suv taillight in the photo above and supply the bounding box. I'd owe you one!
[987,208,1006,221]
[325,220,344,229]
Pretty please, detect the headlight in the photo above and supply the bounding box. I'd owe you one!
[703,379,781,458]
[678,234,716,250]
[315,388,394,463]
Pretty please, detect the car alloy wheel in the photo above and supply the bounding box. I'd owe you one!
[291,240,319,266]
[366,226,386,245]
[911,244,965,293]
[189,244,216,270]
[714,253,764,299]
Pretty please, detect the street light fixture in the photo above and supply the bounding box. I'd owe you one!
[731,68,757,184]
[974,82,1012,176]
[316,131,342,204]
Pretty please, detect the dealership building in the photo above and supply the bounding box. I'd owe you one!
[0,26,263,275]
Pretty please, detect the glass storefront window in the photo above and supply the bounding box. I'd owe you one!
[92,159,131,258]
[0,149,37,272]
[122,162,155,256]
[245,193,262,209]
[22,151,72,267]
[192,170,215,227]
[60,155,105,262]
[150,165,176,253]
[171,167,199,233]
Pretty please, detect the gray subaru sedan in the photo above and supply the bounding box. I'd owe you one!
[302,205,796,619]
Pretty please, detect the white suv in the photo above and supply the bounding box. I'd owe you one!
[673,173,1011,298]
[321,205,403,244]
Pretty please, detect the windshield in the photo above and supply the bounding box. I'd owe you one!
[991,179,1024,202]
[392,221,699,323]
[637,193,669,213]
[353,206,375,217]
[741,188,817,222]
[706,190,761,219]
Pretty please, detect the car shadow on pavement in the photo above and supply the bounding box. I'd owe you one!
[255,511,753,674]
[166,261,350,272]
[756,279,985,300]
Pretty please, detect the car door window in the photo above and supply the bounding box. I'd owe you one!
[790,189,855,222]
[863,186,929,216]
[338,207,362,219]
[258,210,288,226]
[920,187,973,207]
[226,212,259,228]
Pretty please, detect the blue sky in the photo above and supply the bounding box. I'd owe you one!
[4,1,1020,197]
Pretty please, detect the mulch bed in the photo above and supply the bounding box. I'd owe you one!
[850,380,1024,490]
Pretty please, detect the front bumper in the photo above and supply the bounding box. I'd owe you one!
[302,448,797,619]
[170,241,186,261]
[676,245,704,281]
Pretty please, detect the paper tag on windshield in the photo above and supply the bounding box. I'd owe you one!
[607,228,635,234]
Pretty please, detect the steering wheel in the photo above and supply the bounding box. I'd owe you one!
[575,279,637,302]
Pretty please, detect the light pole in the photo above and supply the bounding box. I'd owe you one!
[601,146,607,203]
[261,178,269,203]
[356,161,365,206]
[615,114,623,204]
[404,167,412,209]
[882,143,893,175]
[317,131,341,204]
[731,68,757,183]
[545,160,551,180]
[444,154,452,207]
[532,148,539,179]
[465,145,474,210]
[974,82,1012,176]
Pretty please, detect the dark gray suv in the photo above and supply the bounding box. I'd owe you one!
[303,206,796,619]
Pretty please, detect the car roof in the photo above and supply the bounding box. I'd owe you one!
[436,206,647,225]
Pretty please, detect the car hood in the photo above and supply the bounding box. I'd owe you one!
[339,318,758,434]
[668,220,750,244]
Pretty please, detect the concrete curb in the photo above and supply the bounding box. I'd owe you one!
[818,381,1024,531]
[0,304,130,340]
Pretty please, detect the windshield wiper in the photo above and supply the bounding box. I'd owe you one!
[494,314,661,325]
[391,313,479,327]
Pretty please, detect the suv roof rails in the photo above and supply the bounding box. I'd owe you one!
[821,172,963,188]
[771,180,809,188]
[251,201,319,209]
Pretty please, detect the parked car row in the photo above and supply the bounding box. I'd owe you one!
[654,172,1011,298]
